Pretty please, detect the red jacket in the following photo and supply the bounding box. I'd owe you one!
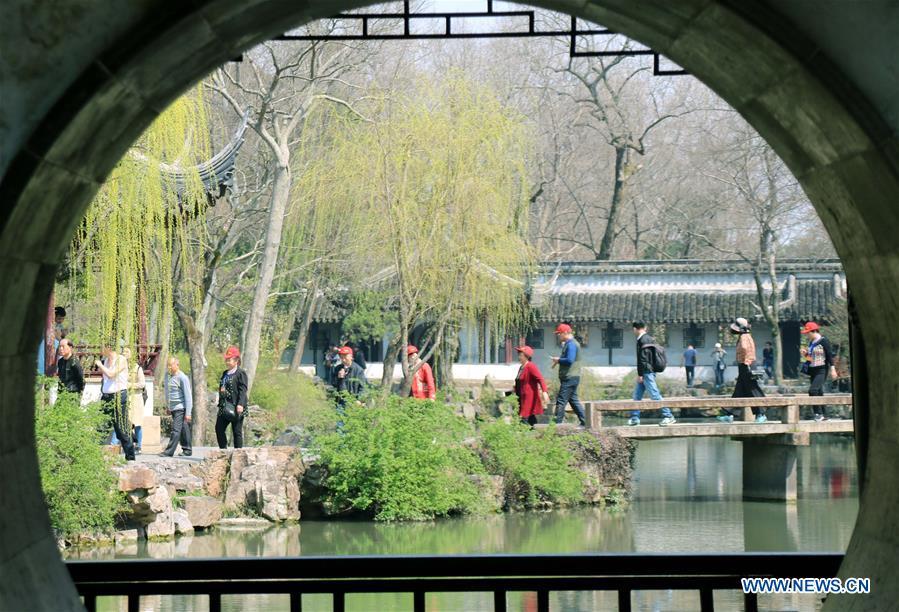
[514,360,548,418]
[411,362,436,399]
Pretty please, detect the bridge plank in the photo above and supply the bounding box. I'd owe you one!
[587,394,851,411]
[605,420,853,439]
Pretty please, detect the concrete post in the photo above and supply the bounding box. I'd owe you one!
[741,434,808,501]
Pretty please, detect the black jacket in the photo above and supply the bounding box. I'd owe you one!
[56,356,85,394]
[636,333,656,376]
[218,368,249,417]
[335,362,368,398]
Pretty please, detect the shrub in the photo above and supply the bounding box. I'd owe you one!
[35,388,123,537]
[315,397,485,521]
[479,421,584,507]
[250,363,336,438]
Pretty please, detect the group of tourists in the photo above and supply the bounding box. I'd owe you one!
[512,317,843,429]
[53,334,251,460]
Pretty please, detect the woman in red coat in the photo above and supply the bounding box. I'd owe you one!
[514,346,549,426]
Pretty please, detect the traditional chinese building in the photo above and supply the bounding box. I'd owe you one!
[293,258,847,384]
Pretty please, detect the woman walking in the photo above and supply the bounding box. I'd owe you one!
[514,346,550,427]
[801,321,837,422]
[216,345,249,449]
[717,318,766,424]
[122,347,146,454]
[95,340,135,460]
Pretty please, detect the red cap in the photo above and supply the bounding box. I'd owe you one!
[801,321,820,334]
[223,346,241,360]
[515,345,534,358]
[406,345,419,356]
[338,346,354,356]
[554,323,572,335]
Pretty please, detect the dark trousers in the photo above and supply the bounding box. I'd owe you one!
[554,376,586,426]
[714,365,725,388]
[216,413,244,449]
[685,366,695,386]
[727,364,766,417]
[520,415,538,427]
[102,390,135,460]
[808,366,828,416]
[163,408,192,456]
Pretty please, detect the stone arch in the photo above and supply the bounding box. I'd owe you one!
[1,1,896,610]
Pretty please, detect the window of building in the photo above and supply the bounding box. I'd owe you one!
[525,328,544,350]
[602,326,623,349]
[684,323,706,348]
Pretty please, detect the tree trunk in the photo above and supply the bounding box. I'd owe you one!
[380,335,402,392]
[290,285,319,372]
[242,162,292,391]
[772,324,783,385]
[437,324,458,389]
[174,307,210,445]
[597,146,629,260]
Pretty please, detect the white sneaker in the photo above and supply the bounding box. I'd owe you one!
[627,417,640,426]
[659,417,676,427]
[814,414,826,422]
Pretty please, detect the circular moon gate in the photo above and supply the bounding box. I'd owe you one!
[1,1,896,610]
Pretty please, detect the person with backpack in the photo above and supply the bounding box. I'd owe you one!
[628,321,675,427]
[550,323,587,427]
[718,317,767,423]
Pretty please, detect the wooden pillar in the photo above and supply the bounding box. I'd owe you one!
[44,290,56,376]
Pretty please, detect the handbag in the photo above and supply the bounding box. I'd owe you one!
[221,403,239,422]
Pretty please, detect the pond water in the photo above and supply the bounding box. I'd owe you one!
[70,434,858,611]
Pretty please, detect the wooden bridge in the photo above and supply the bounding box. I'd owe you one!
[576,394,854,502]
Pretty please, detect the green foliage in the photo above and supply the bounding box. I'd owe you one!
[342,291,399,343]
[251,363,337,438]
[480,422,584,507]
[315,397,485,521]
[35,388,123,537]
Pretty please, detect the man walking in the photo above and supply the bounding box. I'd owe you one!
[629,321,675,427]
[335,346,368,401]
[683,344,697,387]
[550,323,587,428]
[762,341,774,381]
[161,357,193,457]
[56,338,84,397]
[710,343,727,392]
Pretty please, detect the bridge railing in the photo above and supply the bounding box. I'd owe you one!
[67,552,845,612]
[580,394,853,429]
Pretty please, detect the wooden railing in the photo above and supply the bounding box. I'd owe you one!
[580,394,853,429]
[67,553,845,612]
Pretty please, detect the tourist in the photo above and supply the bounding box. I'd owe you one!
[55,338,84,396]
[801,321,837,422]
[832,344,851,393]
[407,345,436,400]
[350,342,368,370]
[122,348,146,454]
[514,345,550,427]
[216,346,249,449]
[335,346,368,401]
[710,343,727,392]
[54,306,68,340]
[628,321,675,427]
[550,323,587,427]
[95,340,135,461]
[161,356,193,457]
[763,341,774,381]
[324,344,340,386]
[683,344,697,387]
[719,318,766,423]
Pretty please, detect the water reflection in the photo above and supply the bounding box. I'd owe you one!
[72,435,858,611]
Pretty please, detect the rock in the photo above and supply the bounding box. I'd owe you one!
[216,518,271,529]
[114,529,139,543]
[461,404,477,421]
[140,457,205,496]
[192,450,231,497]
[224,447,304,521]
[173,510,194,535]
[273,425,313,447]
[469,475,505,512]
[117,465,157,491]
[180,496,223,529]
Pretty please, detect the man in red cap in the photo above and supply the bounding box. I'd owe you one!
[801,321,837,422]
[407,345,436,400]
[335,346,368,400]
[550,323,587,427]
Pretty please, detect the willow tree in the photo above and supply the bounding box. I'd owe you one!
[319,74,535,394]
[64,87,212,431]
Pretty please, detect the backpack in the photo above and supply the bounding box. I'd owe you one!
[646,343,667,373]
